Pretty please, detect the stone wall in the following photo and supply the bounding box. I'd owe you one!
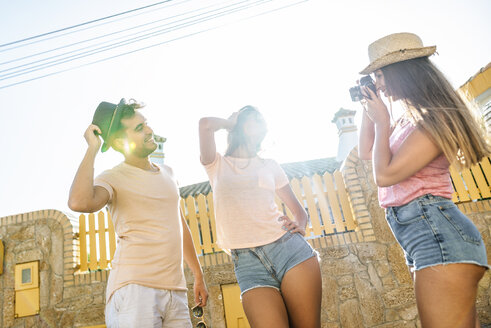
[1,148,490,327]
[0,210,106,327]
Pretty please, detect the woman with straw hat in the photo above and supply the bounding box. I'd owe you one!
[357,32,490,327]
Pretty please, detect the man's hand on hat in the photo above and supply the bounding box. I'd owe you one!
[361,86,390,125]
[84,124,102,151]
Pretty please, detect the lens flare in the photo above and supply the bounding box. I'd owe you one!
[123,141,136,154]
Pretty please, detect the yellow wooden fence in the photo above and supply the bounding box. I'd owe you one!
[78,212,117,272]
[450,157,491,203]
[76,157,491,272]
[76,170,356,272]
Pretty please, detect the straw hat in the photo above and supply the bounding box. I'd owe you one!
[360,32,436,75]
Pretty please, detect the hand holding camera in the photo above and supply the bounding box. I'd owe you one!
[349,75,389,125]
[349,75,376,102]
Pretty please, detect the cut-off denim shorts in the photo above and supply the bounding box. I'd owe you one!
[231,231,317,296]
[386,194,489,272]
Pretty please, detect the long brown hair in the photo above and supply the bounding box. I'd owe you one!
[225,105,265,157]
[381,57,490,169]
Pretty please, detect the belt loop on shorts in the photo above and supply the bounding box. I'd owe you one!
[418,195,431,213]
[391,207,396,217]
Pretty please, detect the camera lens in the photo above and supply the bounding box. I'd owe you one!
[360,75,376,94]
[349,75,376,102]
[349,86,362,102]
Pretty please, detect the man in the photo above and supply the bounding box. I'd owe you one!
[68,99,208,327]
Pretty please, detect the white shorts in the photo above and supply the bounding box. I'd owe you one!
[105,284,192,328]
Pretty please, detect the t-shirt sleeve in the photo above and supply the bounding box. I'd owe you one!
[202,153,221,189]
[94,171,114,201]
[270,160,289,189]
[202,152,221,176]
[162,164,174,177]
[162,164,180,186]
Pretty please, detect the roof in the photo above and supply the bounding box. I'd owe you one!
[458,62,491,100]
[281,157,340,178]
[179,157,341,198]
[459,62,491,88]
[331,108,356,123]
[179,181,212,198]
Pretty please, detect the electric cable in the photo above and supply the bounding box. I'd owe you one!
[0,0,248,75]
[0,0,176,49]
[0,0,267,80]
[0,0,231,65]
[0,0,308,90]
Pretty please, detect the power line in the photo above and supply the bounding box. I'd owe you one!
[0,0,243,74]
[0,0,192,54]
[0,0,309,90]
[0,0,265,80]
[0,0,230,65]
[0,0,175,48]
[0,0,264,80]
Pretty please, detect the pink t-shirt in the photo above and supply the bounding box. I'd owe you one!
[95,162,187,304]
[203,153,290,249]
[378,119,454,208]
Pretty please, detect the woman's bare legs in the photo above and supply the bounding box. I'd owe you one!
[241,287,289,328]
[241,256,322,328]
[414,264,485,328]
[281,257,322,328]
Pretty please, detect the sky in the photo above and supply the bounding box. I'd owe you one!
[0,0,490,217]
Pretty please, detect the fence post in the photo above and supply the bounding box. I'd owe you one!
[97,212,108,270]
[79,214,88,272]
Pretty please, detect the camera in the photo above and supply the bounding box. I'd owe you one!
[349,75,376,102]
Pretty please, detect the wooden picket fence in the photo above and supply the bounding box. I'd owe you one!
[75,157,491,272]
[450,157,491,202]
[76,170,357,272]
[78,212,117,272]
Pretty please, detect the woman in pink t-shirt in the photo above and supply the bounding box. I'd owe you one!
[199,106,322,328]
[358,32,490,327]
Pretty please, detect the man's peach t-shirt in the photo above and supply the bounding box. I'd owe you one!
[95,162,186,304]
[203,153,290,250]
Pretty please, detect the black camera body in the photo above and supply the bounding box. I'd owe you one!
[349,75,376,102]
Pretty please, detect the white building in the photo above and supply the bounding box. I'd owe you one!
[332,108,358,162]
[149,135,166,167]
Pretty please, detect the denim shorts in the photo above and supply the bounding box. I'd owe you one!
[386,194,489,271]
[231,232,317,296]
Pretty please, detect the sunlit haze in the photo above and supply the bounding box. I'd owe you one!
[1,0,490,216]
